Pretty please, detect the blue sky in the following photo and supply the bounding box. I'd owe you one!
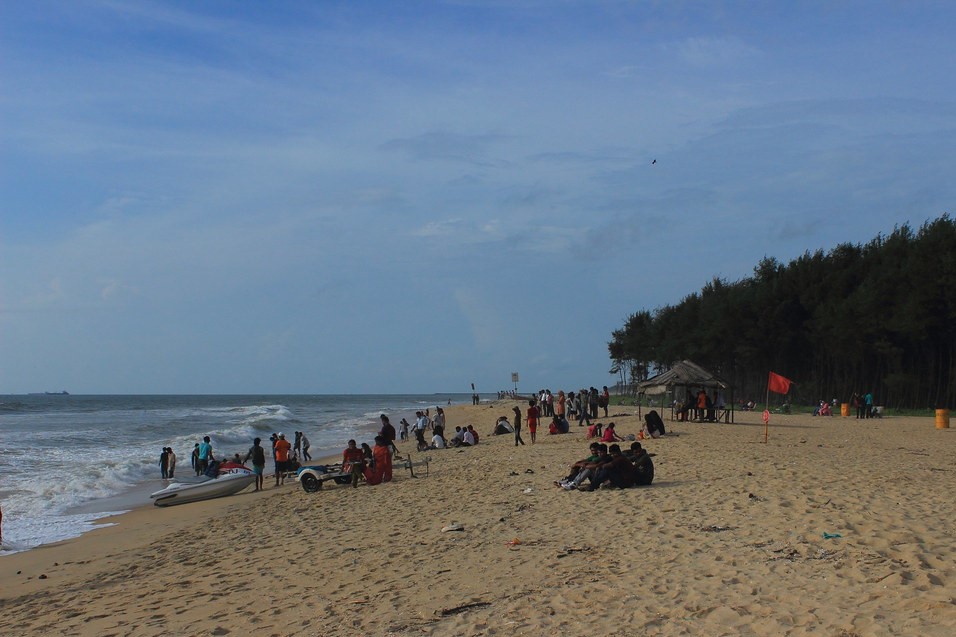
[2,1,954,394]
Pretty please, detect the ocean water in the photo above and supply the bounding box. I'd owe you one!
[0,393,471,554]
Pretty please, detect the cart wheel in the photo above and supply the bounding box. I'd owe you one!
[333,475,352,485]
[301,474,321,493]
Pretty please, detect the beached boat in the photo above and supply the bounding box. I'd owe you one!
[149,463,255,507]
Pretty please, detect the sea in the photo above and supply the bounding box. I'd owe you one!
[0,393,473,554]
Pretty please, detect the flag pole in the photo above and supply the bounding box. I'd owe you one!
[764,379,771,443]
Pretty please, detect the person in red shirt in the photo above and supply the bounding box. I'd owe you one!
[364,436,393,485]
[342,439,366,488]
[600,422,624,443]
[273,433,292,486]
[527,399,540,444]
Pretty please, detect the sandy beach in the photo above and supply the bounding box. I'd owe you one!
[1,401,955,637]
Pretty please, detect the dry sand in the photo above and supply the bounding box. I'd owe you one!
[1,401,955,637]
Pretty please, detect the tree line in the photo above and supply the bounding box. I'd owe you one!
[608,215,956,410]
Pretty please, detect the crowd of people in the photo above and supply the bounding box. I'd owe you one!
[155,388,664,495]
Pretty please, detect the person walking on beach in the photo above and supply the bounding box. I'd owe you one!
[512,405,525,446]
[159,447,169,479]
[167,447,177,479]
[243,437,267,491]
[301,432,312,461]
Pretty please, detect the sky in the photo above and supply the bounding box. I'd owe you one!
[2,1,955,395]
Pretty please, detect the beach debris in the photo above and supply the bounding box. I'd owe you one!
[697,524,735,533]
[439,601,491,617]
[524,468,534,474]
[38,574,47,579]
[508,471,519,476]
[523,488,533,494]
[506,537,522,546]
[557,545,592,558]
[822,532,843,539]
[441,523,464,533]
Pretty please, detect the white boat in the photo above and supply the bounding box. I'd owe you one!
[150,463,255,507]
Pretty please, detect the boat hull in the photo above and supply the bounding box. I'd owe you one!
[150,472,256,507]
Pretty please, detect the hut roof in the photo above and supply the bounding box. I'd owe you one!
[637,360,730,396]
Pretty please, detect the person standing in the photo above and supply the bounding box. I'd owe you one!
[197,436,213,475]
[159,447,169,479]
[601,386,610,418]
[243,437,267,491]
[191,443,200,476]
[414,411,429,451]
[300,432,312,461]
[379,415,398,456]
[527,399,540,444]
[293,432,303,462]
[864,391,874,419]
[273,433,292,486]
[167,447,177,479]
[512,405,525,446]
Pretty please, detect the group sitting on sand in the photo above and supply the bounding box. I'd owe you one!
[554,441,654,491]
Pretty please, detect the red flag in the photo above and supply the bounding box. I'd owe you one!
[768,371,791,395]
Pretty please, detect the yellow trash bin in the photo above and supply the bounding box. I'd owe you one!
[936,409,950,429]
[840,403,850,417]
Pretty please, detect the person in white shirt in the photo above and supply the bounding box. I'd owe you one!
[414,411,429,450]
[430,433,446,449]
[462,429,476,446]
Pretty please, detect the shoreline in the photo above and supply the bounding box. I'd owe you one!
[2,400,954,636]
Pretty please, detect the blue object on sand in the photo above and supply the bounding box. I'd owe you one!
[822,532,842,539]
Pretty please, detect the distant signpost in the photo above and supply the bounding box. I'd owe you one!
[511,372,519,394]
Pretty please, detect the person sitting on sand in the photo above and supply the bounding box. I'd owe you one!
[430,431,446,449]
[626,442,654,486]
[601,422,623,443]
[555,443,603,490]
[552,414,570,434]
[342,439,366,488]
[448,426,465,447]
[462,427,476,446]
[644,411,666,438]
[492,416,514,436]
[587,422,603,439]
[585,444,634,490]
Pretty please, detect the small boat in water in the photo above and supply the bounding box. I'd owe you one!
[150,462,255,507]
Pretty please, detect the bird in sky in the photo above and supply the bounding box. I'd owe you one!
[651,159,656,165]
